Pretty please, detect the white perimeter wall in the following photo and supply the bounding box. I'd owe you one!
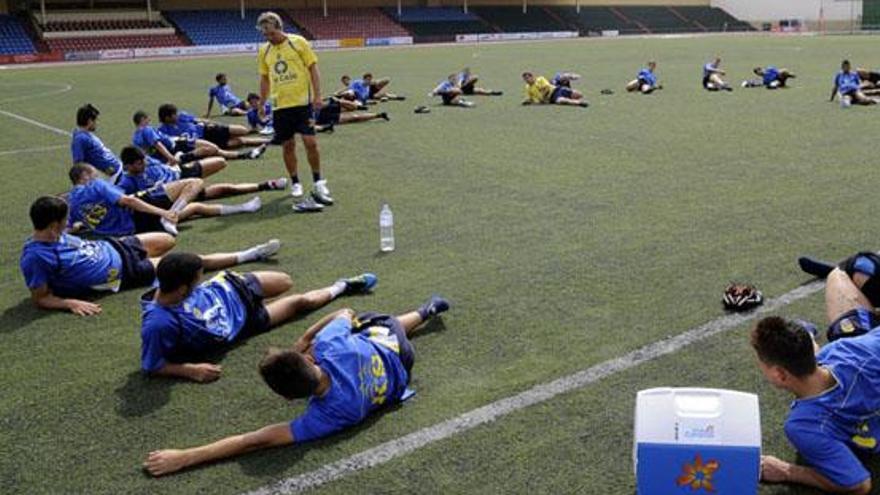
[711,0,862,22]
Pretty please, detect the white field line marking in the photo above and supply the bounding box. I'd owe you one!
[0,109,71,137]
[244,279,825,494]
[0,144,66,156]
[0,82,72,104]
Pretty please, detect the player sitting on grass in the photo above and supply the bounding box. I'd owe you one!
[71,103,124,184]
[314,96,389,133]
[143,294,449,475]
[702,57,733,92]
[157,103,270,152]
[752,264,880,495]
[856,68,880,95]
[457,67,503,96]
[551,71,581,89]
[245,93,274,135]
[741,66,795,89]
[20,196,279,316]
[521,72,589,107]
[116,147,268,236]
[137,252,379,383]
[831,60,878,106]
[430,74,474,108]
[626,61,662,94]
[206,73,249,117]
[133,111,264,167]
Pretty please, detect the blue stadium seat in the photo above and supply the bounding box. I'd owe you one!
[165,10,299,45]
[0,15,37,55]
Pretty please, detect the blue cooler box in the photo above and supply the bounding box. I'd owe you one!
[633,388,761,495]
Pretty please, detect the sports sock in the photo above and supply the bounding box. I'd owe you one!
[169,197,188,213]
[236,150,250,160]
[312,172,322,183]
[219,197,261,216]
[328,280,346,299]
[235,245,260,263]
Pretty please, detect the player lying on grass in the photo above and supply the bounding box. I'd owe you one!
[137,252,378,382]
[753,261,880,495]
[521,72,589,107]
[72,103,125,183]
[456,67,503,96]
[857,68,880,95]
[314,96,389,133]
[430,74,475,108]
[741,66,795,89]
[831,60,878,106]
[20,196,279,316]
[133,111,266,167]
[339,73,405,104]
[206,73,249,117]
[117,147,276,235]
[702,57,733,92]
[626,61,662,94]
[143,294,449,475]
[157,103,270,150]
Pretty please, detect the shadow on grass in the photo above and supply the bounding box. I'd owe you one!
[115,371,176,418]
[0,297,53,334]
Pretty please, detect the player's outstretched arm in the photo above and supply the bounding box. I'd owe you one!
[150,362,222,383]
[761,455,871,494]
[205,97,214,118]
[144,422,294,476]
[118,195,178,224]
[30,285,101,316]
[294,308,355,352]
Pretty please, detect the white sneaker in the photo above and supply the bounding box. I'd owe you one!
[259,126,274,136]
[312,179,334,205]
[160,218,178,236]
[254,239,281,260]
[290,182,303,198]
[248,144,268,159]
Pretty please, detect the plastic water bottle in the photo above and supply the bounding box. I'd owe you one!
[379,204,394,252]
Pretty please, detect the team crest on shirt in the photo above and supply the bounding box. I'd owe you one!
[840,318,856,334]
[274,60,288,75]
[852,422,877,449]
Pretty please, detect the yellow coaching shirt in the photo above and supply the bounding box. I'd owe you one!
[258,34,318,110]
[524,76,555,103]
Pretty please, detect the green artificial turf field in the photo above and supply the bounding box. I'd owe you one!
[1,34,879,494]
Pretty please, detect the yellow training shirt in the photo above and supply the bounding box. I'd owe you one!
[258,34,318,109]
[524,76,555,103]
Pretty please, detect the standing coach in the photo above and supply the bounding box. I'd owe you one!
[256,12,333,205]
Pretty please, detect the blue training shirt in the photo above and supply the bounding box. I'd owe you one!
[290,316,409,443]
[210,84,241,108]
[835,71,862,94]
[139,271,249,372]
[118,158,180,196]
[132,126,178,161]
[247,103,273,129]
[20,233,124,296]
[703,62,718,79]
[763,66,780,86]
[638,68,658,87]
[785,330,880,488]
[158,111,204,142]
[67,179,135,236]
[70,129,122,182]
[435,80,455,94]
[349,80,370,102]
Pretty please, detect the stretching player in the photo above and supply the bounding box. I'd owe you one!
[457,67,503,96]
[521,72,589,107]
[551,71,581,89]
[831,60,878,105]
[752,258,880,494]
[143,294,450,475]
[245,93,274,134]
[314,97,389,133]
[702,57,733,91]
[157,104,270,150]
[117,147,268,235]
[626,61,662,94]
[71,104,124,183]
[856,68,880,95]
[20,195,279,316]
[136,253,379,382]
[742,66,796,89]
[133,111,264,165]
[430,74,474,108]
[206,73,248,117]
[342,73,405,104]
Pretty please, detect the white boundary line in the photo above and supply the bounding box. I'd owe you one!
[0,144,66,156]
[0,109,71,137]
[0,82,72,104]
[244,279,824,494]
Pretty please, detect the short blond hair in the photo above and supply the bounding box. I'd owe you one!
[256,11,283,30]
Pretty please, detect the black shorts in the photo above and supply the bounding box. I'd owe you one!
[273,105,315,141]
[203,123,231,147]
[441,92,457,105]
[867,72,880,85]
[180,161,202,178]
[461,81,476,95]
[172,139,193,154]
[225,272,271,339]
[106,235,156,289]
[353,312,415,377]
[827,308,880,342]
[550,86,573,103]
[368,84,382,99]
[132,189,172,233]
[702,75,713,89]
[316,101,341,126]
